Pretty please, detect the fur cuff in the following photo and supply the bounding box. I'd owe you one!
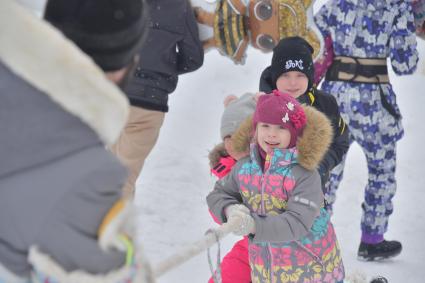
[28,247,136,283]
[0,263,27,283]
[208,143,228,168]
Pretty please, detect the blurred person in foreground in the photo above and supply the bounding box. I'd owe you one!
[0,0,153,281]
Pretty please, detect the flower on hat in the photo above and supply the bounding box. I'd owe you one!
[282,112,290,123]
[287,102,295,111]
[289,110,306,129]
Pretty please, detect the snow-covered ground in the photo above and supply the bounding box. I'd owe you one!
[135,19,425,283]
[20,0,425,281]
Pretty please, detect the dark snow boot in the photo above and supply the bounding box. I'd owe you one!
[358,240,402,261]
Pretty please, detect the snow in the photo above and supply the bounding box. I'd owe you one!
[135,20,425,283]
[18,0,425,281]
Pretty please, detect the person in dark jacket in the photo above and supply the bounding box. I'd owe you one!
[111,0,204,198]
[259,36,349,196]
[0,0,151,281]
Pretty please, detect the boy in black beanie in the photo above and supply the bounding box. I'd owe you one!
[259,36,349,197]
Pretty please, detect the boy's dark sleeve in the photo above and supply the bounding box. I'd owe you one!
[318,94,349,184]
[176,1,204,74]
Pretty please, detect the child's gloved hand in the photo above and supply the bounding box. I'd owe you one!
[225,204,255,236]
[211,156,236,179]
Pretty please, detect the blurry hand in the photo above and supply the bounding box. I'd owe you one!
[225,204,255,236]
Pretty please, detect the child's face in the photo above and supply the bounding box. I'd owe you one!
[276,71,308,98]
[256,122,291,152]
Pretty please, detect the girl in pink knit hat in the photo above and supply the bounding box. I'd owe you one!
[207,90,345,283]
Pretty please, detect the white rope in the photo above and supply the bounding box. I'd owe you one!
[206,229,222,283]
[143,217,382,283]
[135,243,157,283]
[152,217,242,278]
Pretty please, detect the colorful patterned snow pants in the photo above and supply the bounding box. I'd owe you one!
[322,82,402,236]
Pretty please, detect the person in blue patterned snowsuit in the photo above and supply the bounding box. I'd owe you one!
[314,0,418,260]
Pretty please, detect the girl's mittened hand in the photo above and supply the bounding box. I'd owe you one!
[225,204,255,236]
[229,210,256,236]
[225,204,250,219]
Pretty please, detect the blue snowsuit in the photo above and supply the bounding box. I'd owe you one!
[314,0,418,237]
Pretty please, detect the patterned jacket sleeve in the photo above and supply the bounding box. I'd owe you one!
[389,2,419,75]
[251,167,323,243]
[206,159,245,223]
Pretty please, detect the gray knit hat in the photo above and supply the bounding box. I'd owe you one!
[220,93,256,139]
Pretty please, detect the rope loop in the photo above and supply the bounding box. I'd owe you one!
[205,228,222,283]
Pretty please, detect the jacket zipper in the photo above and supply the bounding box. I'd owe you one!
[268,244,274,283]
[295,240,325,271]
[260,153,272,216]
[260,153,274,282]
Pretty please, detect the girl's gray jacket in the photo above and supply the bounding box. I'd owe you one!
[207,106,345,282]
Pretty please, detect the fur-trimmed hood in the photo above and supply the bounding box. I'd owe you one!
[208,113,253,168]
[209,105,333,171]
[0,0,128,145]
[208,142,228,169]
[296,105,333,170]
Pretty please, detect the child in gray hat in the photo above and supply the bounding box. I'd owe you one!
[210,93,256,178]
[208,92,256,283]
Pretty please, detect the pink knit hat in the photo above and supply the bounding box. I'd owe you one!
[253,90,307,148]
